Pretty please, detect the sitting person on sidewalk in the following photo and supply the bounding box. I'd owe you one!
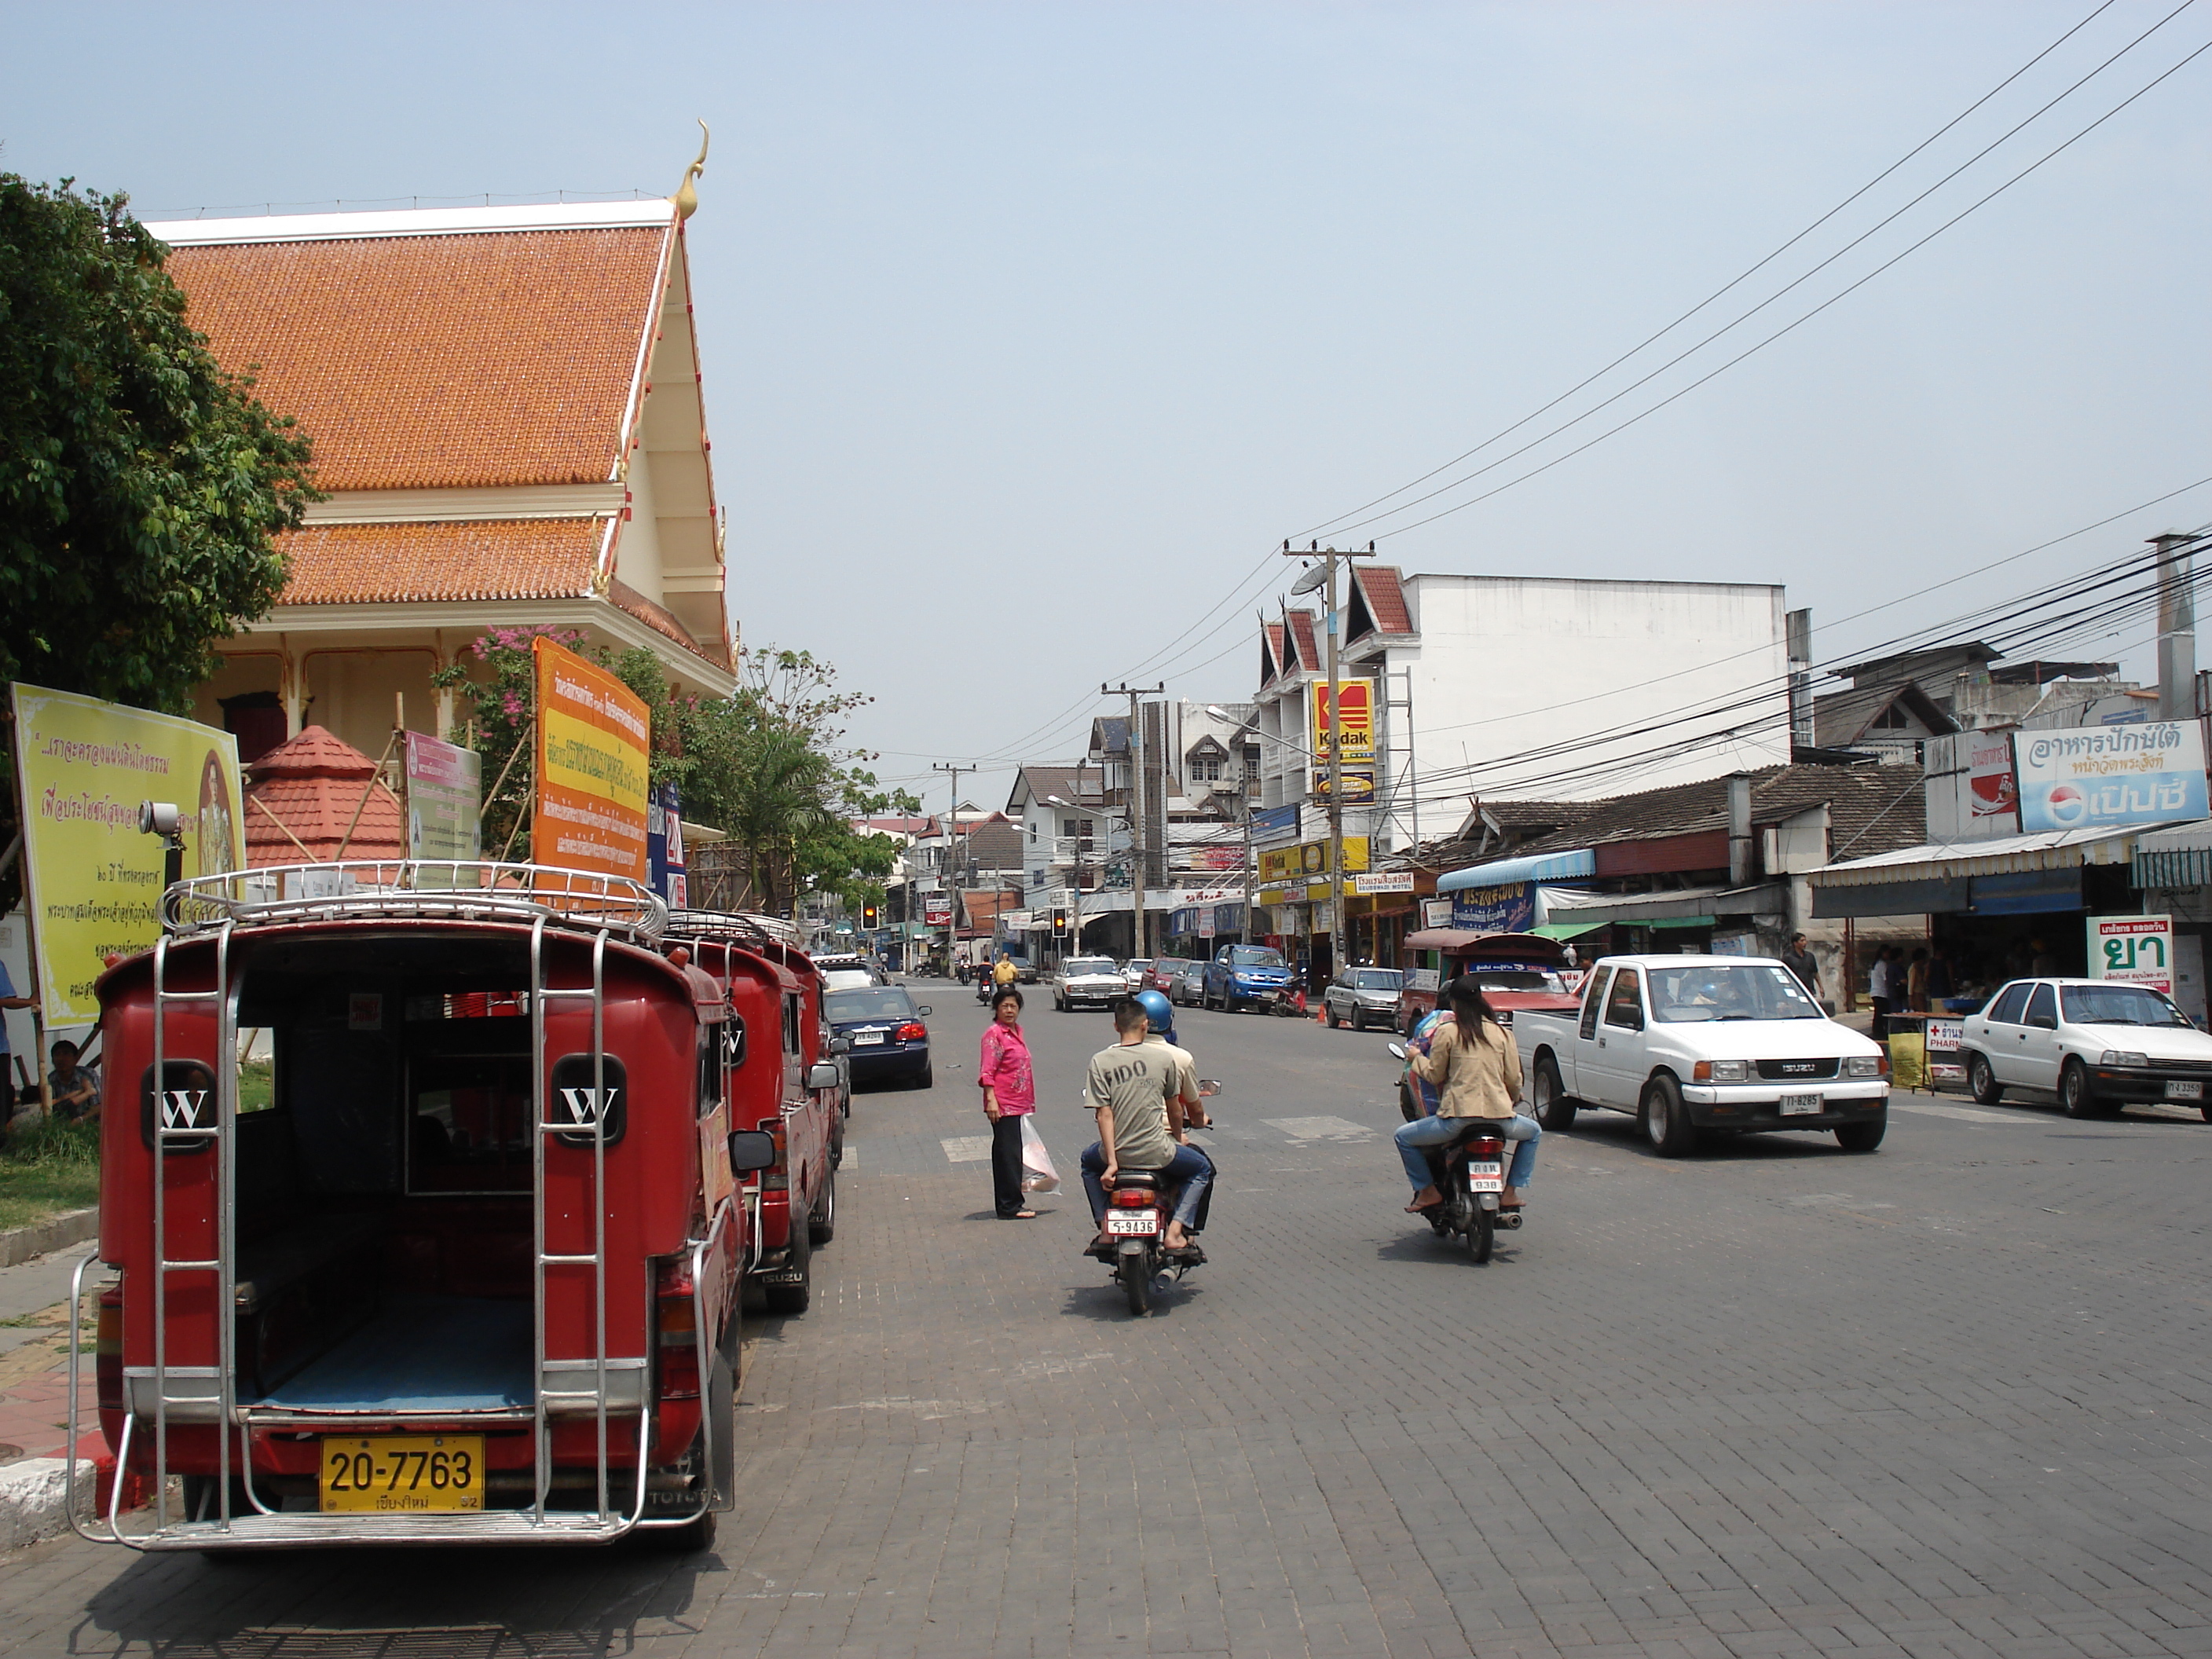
[46,1040,100,1123]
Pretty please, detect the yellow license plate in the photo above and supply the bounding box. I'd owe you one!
[320,1434,485,1513]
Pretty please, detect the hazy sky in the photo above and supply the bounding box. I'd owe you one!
[9,2,2209,812]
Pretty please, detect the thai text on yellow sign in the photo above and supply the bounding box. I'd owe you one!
[1258,837,1369,885]
[9,684,244,1022]
[533,639,651,881]
[1309,679,1375,765]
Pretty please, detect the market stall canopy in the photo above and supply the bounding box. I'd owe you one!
[1402,928,1562,954]
[1536,883,1784,929]
[1436,849,1595,892]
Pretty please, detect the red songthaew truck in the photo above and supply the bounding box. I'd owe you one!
[69,862,834,1552]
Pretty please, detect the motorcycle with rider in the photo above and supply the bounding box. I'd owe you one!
[1390,975,1540,1262]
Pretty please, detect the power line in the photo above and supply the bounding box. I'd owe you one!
[1361,25,2212,542]
[1295,0,2129,543]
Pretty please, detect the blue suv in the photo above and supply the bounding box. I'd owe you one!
[1202,943,1294,1012]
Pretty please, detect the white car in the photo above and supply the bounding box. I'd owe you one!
[1055,955,1128,1013]
[1959,977,2212,1120]
[811,953,883,992]
[1122,958,1153,992]
[1514,955,1891,1156]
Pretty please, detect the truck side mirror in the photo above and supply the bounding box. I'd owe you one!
[831,1035,852,1055]
[728,1129,777,1174]
[807,1062,840,1091]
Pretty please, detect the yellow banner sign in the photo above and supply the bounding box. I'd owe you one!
[1309,679,1375,766]
[533,639,650,881]
[1258,837,1369,884]
[9,684,244,1022]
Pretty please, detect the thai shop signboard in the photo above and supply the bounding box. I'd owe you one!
[531,637,650,881]
[9,683,244,1024]
[1966,731,2018,826]
[1308,679,1376,766]
[2088,914,2174,994]
[922,894,954,926]
[2016,722,2208,833]
[404,731,482,881]
[1450,882,1535,934]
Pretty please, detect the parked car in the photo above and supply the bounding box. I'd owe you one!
[1122,958,1153,992]
[823,984,935,1089]
[1959,977,2212,1119]
[1201,943,1294,1012]
[1514,955,1890,1156]
[1144,958,1190,995]
[1170,959,1210,1006]
[1054,954,1128,1013]
[1324,966,1404,1031]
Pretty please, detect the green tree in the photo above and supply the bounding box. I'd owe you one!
[682,648,917,917]
[1,174,316,906]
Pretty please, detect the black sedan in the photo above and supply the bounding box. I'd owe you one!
[824,986,934,1090]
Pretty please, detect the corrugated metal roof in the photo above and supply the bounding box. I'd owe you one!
[1810,823,2164,887]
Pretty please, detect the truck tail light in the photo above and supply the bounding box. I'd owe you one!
[894,1022,927,1042]
[96,1280,123,1417]
[758,1115,789,1191]
[655,1261,700,1401]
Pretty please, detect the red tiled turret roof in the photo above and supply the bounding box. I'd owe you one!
[243,725,405,866]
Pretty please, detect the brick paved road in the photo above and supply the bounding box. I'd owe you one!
[10,990,2212,1658]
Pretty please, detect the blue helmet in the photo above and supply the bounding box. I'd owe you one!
[1134,988,1175,1039]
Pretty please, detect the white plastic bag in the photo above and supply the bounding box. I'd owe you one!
[1019,1115,1060,1194]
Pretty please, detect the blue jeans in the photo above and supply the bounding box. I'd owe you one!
[1395,1114,1538,1194]
[1081,1141,1212,1230]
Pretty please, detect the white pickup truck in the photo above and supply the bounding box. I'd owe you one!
[1513,954,1891,1156]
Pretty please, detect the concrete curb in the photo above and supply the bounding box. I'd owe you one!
[0,1209,96,1269]
[0,1457,93,1550]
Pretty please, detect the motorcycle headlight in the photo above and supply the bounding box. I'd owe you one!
[2100,1049,2148,1068]
[1843,1056,1885,1079]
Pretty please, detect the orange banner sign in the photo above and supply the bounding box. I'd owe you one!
[533,638,650,882]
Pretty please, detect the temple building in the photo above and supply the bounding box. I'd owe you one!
[145,195,734,764]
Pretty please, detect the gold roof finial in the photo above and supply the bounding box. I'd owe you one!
[674,120,710,221]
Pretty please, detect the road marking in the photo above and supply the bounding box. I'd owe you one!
[1262,1115,1374,1143]
[1891,1100,2027,1125]
[839,1144,858,1170]
[940,1134,991,1163]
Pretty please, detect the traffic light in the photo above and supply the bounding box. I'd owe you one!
[861,903,880,928]
[1051,908,1070,935]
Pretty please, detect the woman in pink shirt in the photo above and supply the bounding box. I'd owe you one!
[980,987,1038,1218]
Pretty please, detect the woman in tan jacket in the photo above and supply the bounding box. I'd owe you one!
[1397,977,1541,1213]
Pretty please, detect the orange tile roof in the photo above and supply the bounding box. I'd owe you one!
[275,519,602,605]
[1352,566,1415,636]
[165,227,667,490]
[242,725,404,865]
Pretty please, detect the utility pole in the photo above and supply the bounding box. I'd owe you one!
[1284,541,1373,984]
[1103,681,1163,961]
[932,761,969,967]
[2154,532,2199,723]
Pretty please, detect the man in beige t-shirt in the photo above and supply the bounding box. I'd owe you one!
[1079,999,1212,1250]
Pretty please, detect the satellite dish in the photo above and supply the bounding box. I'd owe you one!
[1289,562,1327,597]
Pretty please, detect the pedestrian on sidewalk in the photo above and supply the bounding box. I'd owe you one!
[1868,946,1896,1039]
[1781,933,1820,1002]
[979,987,1038,1219]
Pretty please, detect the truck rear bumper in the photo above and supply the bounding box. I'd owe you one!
[1681,1082,1888,1132]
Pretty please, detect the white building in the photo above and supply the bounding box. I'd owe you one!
[1254,568,1795,858]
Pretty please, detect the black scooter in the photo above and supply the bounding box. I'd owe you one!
[1088,1080,1222,1316]
[1388,1042,1522,1264]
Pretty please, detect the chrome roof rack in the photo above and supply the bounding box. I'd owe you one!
[162,862,668,944]
[665,907,805,948]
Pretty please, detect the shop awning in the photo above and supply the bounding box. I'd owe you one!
[1437,848,1595,892]
[1530,920,1606,939]
[1536,883,1782,927]
[1809,824,2157,888]
[2133,819,2212,888]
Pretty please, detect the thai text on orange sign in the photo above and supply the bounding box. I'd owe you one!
[533,638,650,881]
